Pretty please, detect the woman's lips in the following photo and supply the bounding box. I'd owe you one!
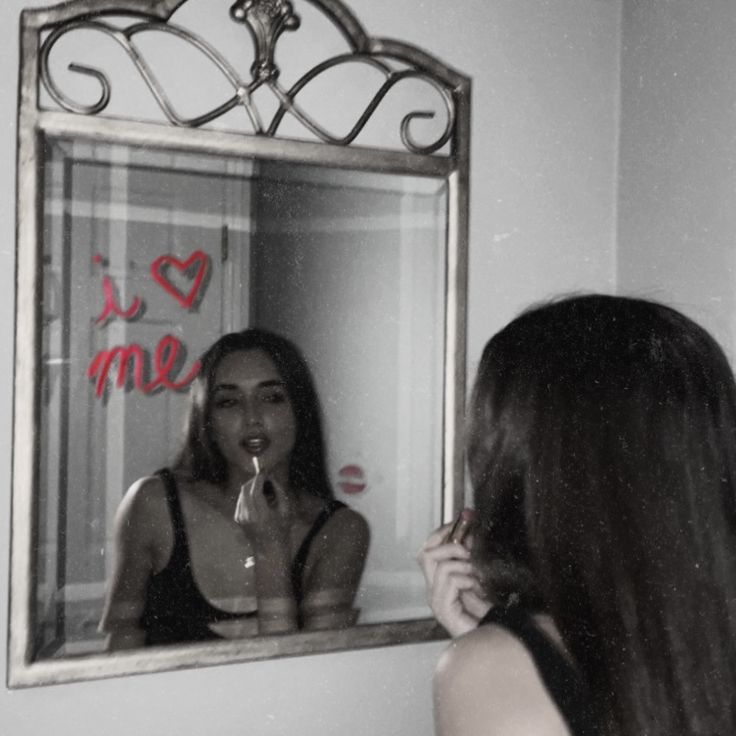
[242,436,270,455]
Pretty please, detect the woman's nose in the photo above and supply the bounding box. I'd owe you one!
[242,399,263,426]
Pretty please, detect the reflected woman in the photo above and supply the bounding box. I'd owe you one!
[100,329,370,649]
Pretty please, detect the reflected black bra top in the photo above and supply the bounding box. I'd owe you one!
[140,468,344,646]
[479,605,597,736]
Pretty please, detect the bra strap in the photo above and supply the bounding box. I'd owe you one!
[480,606,596,735]
[155,468,189,565]
[290,500,346,617]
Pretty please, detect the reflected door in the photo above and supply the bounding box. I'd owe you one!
[39,139,254,656]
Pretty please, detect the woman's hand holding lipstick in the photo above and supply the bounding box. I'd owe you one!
[234,456,293,546]
[233,456,299,633]
[417,510,491,638]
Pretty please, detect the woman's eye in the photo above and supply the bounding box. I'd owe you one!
[214,397,238,409]
[261,390,287,404]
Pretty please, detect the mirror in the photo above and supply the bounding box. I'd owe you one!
[10,0,470,685]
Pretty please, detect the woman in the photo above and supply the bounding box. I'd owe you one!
[100,328,370,649]
[419,294,736,735]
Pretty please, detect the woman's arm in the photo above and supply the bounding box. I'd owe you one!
[299,508,369,631]
[247,506,369,633]
[251,536,300,634]
[99,476,166,650]
[235,472,302,633]
[235,471,369,633]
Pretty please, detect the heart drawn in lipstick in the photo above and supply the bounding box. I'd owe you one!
[150,250,209,310]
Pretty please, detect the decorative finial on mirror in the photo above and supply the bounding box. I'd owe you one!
[230,0,300,83]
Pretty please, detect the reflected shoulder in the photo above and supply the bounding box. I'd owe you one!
[433,624,571,736]
[329,505,370,545]
[121,473,167,506]
[116,474,170,531]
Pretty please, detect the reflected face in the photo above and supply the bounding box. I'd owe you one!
[209,349,297,480]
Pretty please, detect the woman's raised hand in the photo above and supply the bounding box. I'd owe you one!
[417,522,492,638]
[234,469,293,547]
[233,467,299,632]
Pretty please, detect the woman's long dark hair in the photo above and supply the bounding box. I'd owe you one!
[468,294,736,735]
[174,328,333,500]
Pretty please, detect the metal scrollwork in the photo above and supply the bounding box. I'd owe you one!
[230,0,300,83]
[38,0,457,154]
[268,55,454,154]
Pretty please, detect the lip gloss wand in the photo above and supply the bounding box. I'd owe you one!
[234,455,261,525]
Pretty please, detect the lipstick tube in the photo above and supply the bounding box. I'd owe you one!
[445,508,475,545]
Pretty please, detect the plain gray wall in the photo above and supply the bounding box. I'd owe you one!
[617,0,736,361]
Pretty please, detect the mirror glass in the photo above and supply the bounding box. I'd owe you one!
[11,0,470,686]
[35,136,447,658]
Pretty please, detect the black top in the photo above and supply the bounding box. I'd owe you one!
[140,468,345,646]
[479,605,597,736]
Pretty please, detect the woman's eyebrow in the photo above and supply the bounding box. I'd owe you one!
[213,380,285,391]
[258,379,286,388]
[213,383,239,392]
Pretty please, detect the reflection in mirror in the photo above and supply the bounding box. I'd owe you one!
[12,0,470,687]
[36,139,448,658]
[99,328,370,650]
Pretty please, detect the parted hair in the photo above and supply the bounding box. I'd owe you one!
[468,294,736,735]
[175,328,333,500]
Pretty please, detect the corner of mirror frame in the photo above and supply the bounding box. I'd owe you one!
[9,0,471,687]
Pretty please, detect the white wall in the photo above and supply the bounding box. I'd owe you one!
[0,0,622,733]
[617,0,736,361]
[457,0,622,371]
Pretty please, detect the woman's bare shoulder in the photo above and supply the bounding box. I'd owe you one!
[433,622,571,736]
[324,505,370,547]
[115,474,170,529]
[435,623,535,688]
[299,502,369,584]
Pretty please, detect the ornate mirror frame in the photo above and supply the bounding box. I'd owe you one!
[10,0,470,687]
